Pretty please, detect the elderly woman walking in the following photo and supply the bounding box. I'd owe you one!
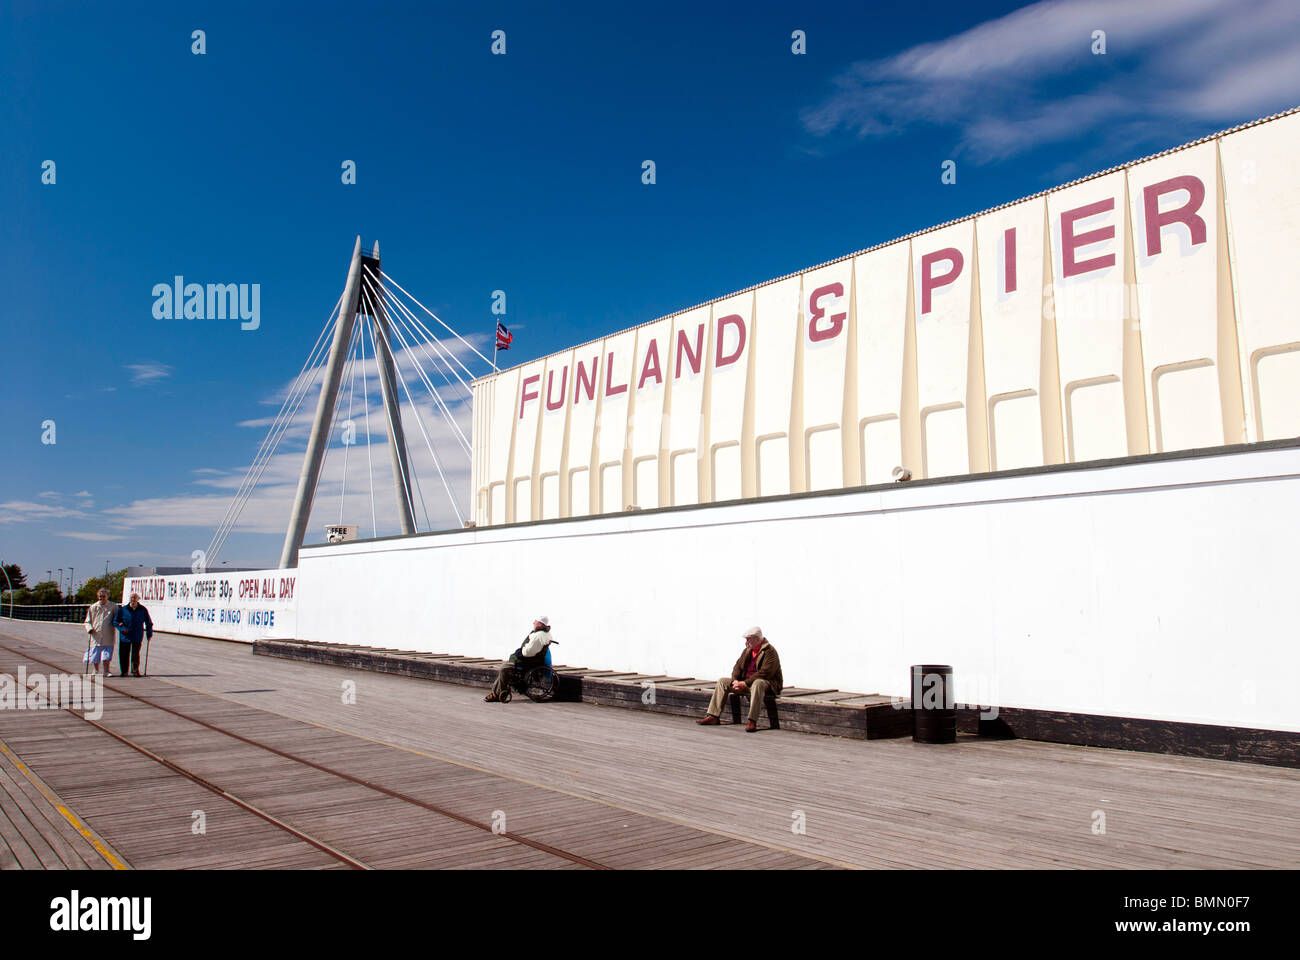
[83,588,119,677]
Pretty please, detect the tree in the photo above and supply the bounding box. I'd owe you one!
[1,564,26,591]
[76,569,128,604]
[27,581,65,605]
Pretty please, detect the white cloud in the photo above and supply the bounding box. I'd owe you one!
[103,384,473,560]
[125,362,174,385]
[53,532,124,541]
[0,501,88,524]
[802,0,1300,163]
[96,281,485,565]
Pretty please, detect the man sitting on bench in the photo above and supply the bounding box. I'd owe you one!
[697,626,783,732]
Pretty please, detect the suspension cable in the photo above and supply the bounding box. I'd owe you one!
[360,284,419,531]
[207,295,342,564]
[379,268,494,371]
[359,315,377,538]
[365,283,464,527]
[368,278,472,458]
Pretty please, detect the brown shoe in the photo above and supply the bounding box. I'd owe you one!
[484,693,499,702]
[745,720,758,733]
[696,715,720,725]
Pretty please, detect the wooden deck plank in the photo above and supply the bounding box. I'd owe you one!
[0,768,69,869]
[0,803,44,869]
[3,643,798,870]
[4,622,1299,870]
[0,757,95,869]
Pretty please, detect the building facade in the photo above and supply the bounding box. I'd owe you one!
[472,109,1300,526]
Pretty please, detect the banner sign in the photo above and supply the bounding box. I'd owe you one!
[122,569,298,644]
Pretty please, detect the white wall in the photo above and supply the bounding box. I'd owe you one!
[299,444,1300,733]
[122,569,298,643]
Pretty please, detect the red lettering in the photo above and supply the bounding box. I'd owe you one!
[808,283,845,341]
[519,374,540,418]
[920,248,964,314]
[638,340,663,389]
[675,324,704,378]
[1060,198,1115,278]
[545,366,568,411]
[574,355,598,403]
[1143,175,1206,257]
[604,352,627,397]
[1004,228,1017,294]
[715,314,746,368]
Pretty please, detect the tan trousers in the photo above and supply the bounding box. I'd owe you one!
[707,677,770,722]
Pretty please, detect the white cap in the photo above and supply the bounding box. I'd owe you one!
[536,615,550,626]
[743,626,763,640]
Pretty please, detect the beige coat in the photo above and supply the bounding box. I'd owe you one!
[84,600,119,649]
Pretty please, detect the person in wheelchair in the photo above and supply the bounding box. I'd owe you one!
[484,616,554,703]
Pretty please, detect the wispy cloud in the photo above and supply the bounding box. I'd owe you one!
[104,398,472,551]
[98,291,483,563]
[125,361,174,385]
[0,500,88,524]
[801,0,1300,163]
[53,531,123,541]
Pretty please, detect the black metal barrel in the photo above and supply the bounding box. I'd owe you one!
[911,664,956,744]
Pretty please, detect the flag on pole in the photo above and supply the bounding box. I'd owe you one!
[495,322,513,351]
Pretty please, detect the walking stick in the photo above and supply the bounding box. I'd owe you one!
[144,635,151,676]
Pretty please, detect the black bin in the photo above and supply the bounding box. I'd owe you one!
[911,664,956,744]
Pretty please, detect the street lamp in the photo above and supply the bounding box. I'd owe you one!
[0,563,12,619]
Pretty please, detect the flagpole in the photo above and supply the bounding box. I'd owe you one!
[493,327,499,373]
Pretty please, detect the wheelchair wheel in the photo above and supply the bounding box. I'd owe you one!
[499,687,512,704]
[523,667,556,703]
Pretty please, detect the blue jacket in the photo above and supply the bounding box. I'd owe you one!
[115,603,154,642]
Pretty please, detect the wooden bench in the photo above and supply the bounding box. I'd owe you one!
[253,640,909,740]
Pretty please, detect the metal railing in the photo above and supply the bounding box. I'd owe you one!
[0,603,92,623]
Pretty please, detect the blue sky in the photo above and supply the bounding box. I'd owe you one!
[3,0,1298,588]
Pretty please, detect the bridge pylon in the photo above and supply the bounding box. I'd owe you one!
[279,237,415,568]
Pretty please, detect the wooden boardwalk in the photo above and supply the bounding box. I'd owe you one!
[2,621,1299,869]
[0,731,125,871]
[0,630,824,869]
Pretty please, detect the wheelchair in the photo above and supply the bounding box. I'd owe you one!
[499,643,558,703]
